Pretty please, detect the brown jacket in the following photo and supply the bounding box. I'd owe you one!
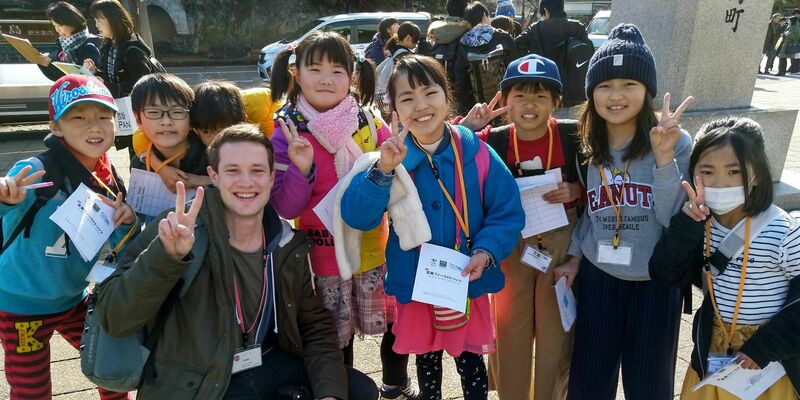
[94,189,346,399]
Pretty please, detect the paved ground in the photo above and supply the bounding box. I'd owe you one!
[0,71,798,399]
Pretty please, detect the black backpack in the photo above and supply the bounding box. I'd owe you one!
[430,40,459,84]
[467,44,507,104]
[537,25,594,107]
[126,45,167,74]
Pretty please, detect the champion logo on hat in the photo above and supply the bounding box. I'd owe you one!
[48,74,117,120]
[518,58,547,75]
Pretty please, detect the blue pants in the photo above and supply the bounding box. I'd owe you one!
[567,257,681,400]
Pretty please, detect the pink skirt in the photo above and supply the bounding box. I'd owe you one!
[391,294,495,356]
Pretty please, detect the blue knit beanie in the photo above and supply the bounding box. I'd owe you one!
[585,23,657,98]
[496,0,516,17]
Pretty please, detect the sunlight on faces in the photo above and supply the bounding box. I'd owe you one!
[93,15,111,39]
[593,79,647,127]
[505,85,558,135]
[293,56,352,112]
[50,102,116,168]
[695,144,753,189]
[392,71,450,143]
[135,97,191,153]
[208,142,275,218]
[51,21,74,37]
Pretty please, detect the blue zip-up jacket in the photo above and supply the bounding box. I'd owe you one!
[341,124,525,303]
[0,154,137,315]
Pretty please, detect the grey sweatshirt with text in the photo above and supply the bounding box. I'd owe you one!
[567,131,691,281]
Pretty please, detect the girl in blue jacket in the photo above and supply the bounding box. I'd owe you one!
[341,54,524,400]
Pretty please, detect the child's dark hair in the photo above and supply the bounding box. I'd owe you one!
[689,117,772,216]
[446,0,468,17]
[207,123,274,172]
[385,22,421,51]
[491,16,514,36]
[89,0,134,42]
[387,54,453,112]
[577,94,658,166]
[378,17,399,41]
[270,31,375,106]
[131,73,194,113]
[191,81,247,131]
[47,1,87,31]
[501,81,561,108]
[464,2,490,27]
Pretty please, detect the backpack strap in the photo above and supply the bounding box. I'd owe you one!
[451,125,490,206]
[362,106,379,145]
[556,120,580,183]
[485,126,511,172]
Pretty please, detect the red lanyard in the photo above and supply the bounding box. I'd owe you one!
[704,218,751,355]
[412,125,470,251]
[232,228,268,343]
[511,123,553,176]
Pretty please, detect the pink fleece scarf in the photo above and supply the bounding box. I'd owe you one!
[296,93,362,178]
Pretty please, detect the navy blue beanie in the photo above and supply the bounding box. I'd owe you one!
[585,23,657,98]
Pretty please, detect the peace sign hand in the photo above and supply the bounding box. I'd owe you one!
[377,112,409,174]
[0,166,47,205]
[279,118,314,177]
[460,91,512,131]
[158,182,205,261]
[650,93,694,167]
[681,175,710,222]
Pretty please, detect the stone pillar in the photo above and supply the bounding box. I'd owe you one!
[605,0,798,205]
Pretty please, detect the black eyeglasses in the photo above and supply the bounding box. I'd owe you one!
[142,108,190,120]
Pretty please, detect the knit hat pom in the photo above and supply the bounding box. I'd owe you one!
[608,24,646,45]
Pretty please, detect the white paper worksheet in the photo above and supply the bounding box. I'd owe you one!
[692,360,786,400]
[313,179,344,236]
[554,275,577,332]
[411,243,470,313]
[127,168,195,217]
[49,183,116,261]
[517,168,569,238]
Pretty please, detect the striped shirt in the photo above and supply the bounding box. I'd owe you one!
[706,213,800,325]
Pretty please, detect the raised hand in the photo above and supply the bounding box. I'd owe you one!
[542,182,582,204]
[681,175,710,221]
[279,118,314,177]
[459,91,512,131]
[377,112,409,174]
[650,93,694,167]
[0,166,47,205]
[83,58,97,73]
[158,182,205,261]
[156,164,189,194]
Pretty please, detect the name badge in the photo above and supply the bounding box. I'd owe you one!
[86,260,116,284]
[520,244,553,273]
[707,353,735,374]
[596,240,632,266]
[232,345,262,374]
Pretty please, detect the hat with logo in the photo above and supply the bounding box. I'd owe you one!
[48,74,117,120]
[500,54,562,93]
[585,23,657,98]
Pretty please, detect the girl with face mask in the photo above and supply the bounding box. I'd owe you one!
[650,117,800,399]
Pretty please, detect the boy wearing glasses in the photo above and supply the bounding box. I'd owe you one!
[130,73,210,189]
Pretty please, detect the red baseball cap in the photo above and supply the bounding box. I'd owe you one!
[48,74,118,120]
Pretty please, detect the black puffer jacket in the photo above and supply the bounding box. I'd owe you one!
[650,211,800,394]
[515,17,591,58]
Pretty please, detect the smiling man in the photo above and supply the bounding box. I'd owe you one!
[94,123,378,399]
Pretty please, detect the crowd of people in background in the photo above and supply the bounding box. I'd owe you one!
[1,1,799,400]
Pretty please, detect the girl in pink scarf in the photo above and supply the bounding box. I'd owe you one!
[268,31,419,398]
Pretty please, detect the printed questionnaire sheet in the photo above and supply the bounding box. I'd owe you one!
[517,168,569,238]
[49,183,116,261]
[127,168,195,217]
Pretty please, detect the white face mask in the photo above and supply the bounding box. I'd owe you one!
[704,186,745,215]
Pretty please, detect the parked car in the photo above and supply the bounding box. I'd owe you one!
[257,12,431,82]
[0,63,51,123]
[586,9,610,50]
